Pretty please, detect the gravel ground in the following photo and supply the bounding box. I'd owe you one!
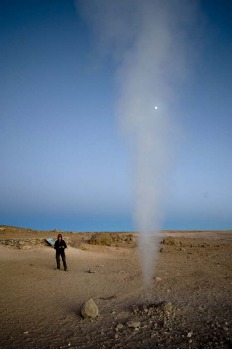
[0,226,231,348]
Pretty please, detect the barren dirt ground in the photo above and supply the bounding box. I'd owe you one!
[0,226,231,349]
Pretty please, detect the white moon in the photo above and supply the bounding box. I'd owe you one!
[154,106,158,110]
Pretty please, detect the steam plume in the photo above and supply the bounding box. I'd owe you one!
[77,0,199,286]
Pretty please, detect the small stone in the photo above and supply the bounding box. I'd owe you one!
[116,324,124,330]
[160,248,164,253]
[23,331,29,334]
[159,301,174,312]
[81,298,99,318]
[154,277,162,282]
[115,334,119,339]
[89,269,96,273]
[187,332,193,338]
[127,321,141,329]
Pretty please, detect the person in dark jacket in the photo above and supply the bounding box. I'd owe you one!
[54,234,67,271]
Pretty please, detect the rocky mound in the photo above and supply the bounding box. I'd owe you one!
[0,238,48,249]
[89,233,136,247]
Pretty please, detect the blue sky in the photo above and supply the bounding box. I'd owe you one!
[1,0,232,231]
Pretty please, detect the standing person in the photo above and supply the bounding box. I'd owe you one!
[54,234,67,271]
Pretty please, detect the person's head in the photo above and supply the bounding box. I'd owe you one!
[57,234,62,241]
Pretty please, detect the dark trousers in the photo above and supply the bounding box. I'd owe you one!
[56,252,67,270]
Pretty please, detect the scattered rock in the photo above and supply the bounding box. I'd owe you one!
[127,321,141,329]
[160,248,165,253]
[116,324,124,330]
[131,301,177,324]
[81,298,99,318]
[162,237,180,246]
[154,276,162,282]
[159,301,175,313]
[88,269,96,273]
